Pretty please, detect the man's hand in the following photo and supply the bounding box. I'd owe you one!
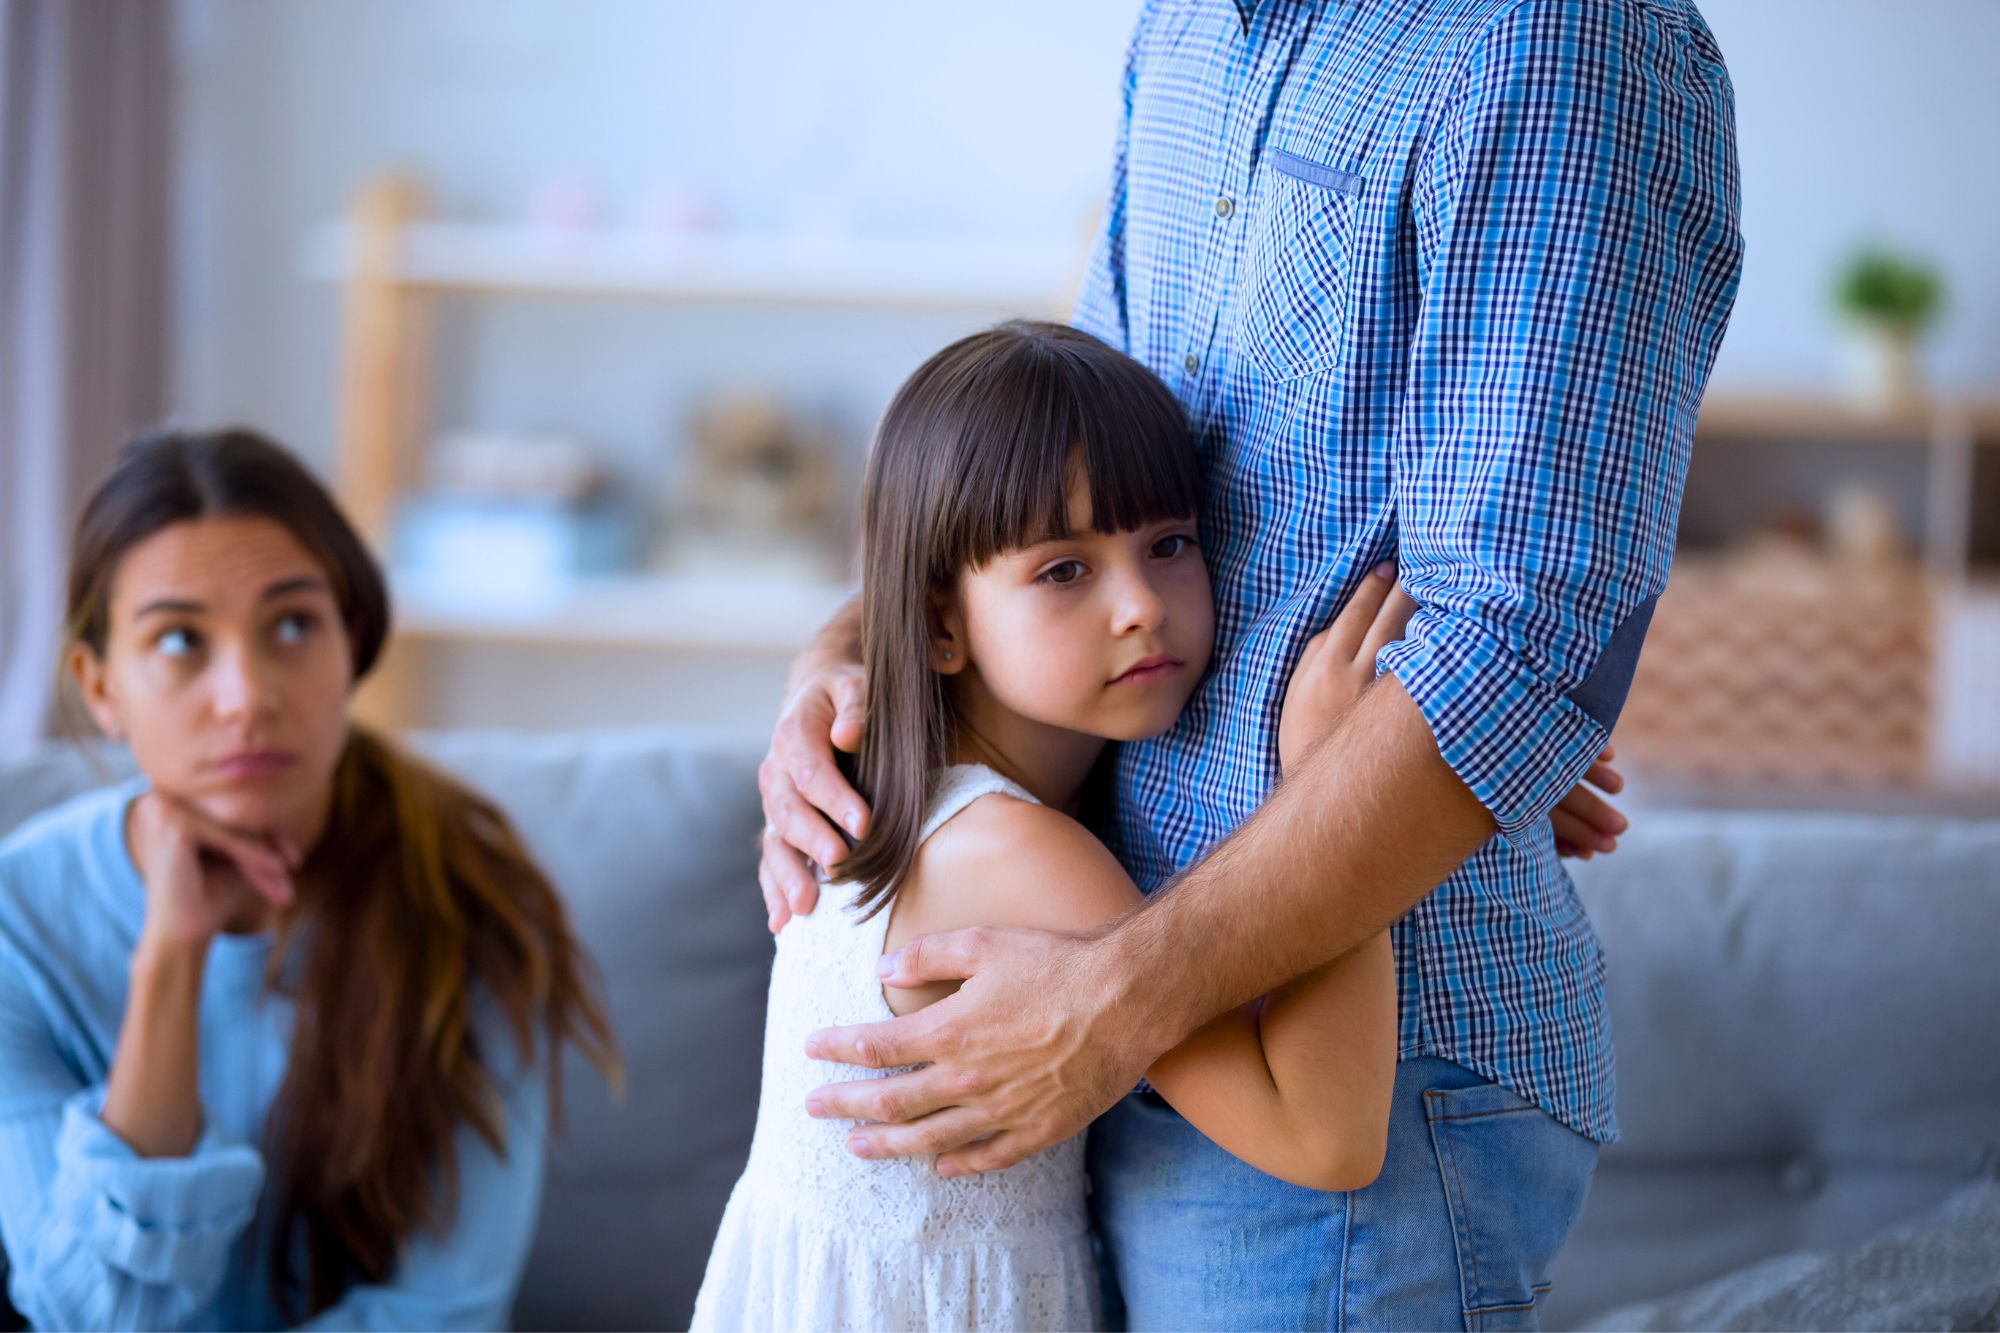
[1552,745,1627,859]
[758,595,869,931]
[802,926,1160,1177]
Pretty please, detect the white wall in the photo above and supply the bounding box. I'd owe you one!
[1698,0,2000,393]
[168,0,1144,484]
[169,0,2000,460]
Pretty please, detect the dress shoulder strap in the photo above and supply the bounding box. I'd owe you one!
[917,764,1041,846]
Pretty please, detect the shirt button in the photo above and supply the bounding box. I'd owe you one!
[1214,196,1235,218]
[1184,353,1201,374]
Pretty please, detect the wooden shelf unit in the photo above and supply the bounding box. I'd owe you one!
[1692,390,2000,444]
[315,175,1083,729]
[389,572,857,654]
[1616,390,2000,793]
[317,174,1997,774]
[303,218,1087,310]
[1688,388,2000,581]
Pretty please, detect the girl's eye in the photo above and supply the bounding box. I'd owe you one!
[1038,560,1085,587]
[1152,533,1196,559]
[273,611,316,646]
[156,627,200,659]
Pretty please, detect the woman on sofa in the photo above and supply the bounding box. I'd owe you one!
[0,428,618,1330]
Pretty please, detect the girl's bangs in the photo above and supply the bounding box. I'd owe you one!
[941,336,1201,575]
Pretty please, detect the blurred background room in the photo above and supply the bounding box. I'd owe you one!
[3,5,1998,1331]
[2,0,1995,814]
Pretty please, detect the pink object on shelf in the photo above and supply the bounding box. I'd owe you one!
[527,177,598,233]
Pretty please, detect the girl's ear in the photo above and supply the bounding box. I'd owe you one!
[927,589,968,677]
[68,642,123,741]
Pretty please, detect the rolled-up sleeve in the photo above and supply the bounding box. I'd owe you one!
[2,1069,263,1330]
[45,1089,263,1282]
[1378,0,1744,837]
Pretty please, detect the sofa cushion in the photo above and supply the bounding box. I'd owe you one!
[422,730,769,1331]
[1549,812,2000,1327]
[1592,1177,2000,1331]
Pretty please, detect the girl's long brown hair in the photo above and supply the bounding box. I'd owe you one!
[63,428,619,1317]
[840,321,1201,916]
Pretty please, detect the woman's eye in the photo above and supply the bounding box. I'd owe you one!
[1153,533,1195,559]
[273,611,316,646]
[1038,560,1086,586]
[155,627,199,659]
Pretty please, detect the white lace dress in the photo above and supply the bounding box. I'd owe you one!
[691,764,1099,1333]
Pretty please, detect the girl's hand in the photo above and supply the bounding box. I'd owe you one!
[1552,745,1629,858]
[1279,565,1418,775]
[128,792,297,957]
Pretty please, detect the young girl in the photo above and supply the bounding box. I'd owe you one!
[692,321,1412,1331]
[0,429,617,1329]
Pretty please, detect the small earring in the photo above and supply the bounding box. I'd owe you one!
[942,649,954,661]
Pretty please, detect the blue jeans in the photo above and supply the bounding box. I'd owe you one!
[1087,1057,1599,1331]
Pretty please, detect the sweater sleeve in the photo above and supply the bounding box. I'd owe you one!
[0,962,265,1331]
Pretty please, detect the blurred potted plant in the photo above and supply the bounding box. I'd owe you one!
[1830,244,1943,408]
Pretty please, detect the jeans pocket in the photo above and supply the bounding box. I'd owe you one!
[1233,148,1362,383]
[1422,1080,1598,1331]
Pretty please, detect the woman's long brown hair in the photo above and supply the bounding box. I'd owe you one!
[839,321,1202,916]
[63,428,620,1317]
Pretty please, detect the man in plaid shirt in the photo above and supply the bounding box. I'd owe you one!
[764,0,1743,1324]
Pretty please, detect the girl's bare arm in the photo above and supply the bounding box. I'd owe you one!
[883,798,1393,1190]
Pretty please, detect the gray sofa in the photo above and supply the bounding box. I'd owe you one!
[2,730,1996,1330]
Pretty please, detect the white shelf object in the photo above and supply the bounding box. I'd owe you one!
[390,571,856,653]
[304,220,1081,312]
[1934,578,2000,787]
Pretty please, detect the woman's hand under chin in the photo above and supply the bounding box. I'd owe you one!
[127,790,300,955]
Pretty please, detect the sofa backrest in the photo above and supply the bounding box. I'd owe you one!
[1549,811,2000,1326]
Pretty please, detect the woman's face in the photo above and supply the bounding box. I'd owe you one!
[72,516,354,841]
[946,473,1215,744]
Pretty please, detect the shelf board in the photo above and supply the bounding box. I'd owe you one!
[1695,390,2000,443]
[305,221,1079,312]
[390,571,856,652]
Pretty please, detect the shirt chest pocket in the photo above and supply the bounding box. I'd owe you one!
[1233,148,1364,383]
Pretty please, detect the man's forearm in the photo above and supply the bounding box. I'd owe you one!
[1106,673,1496,1047]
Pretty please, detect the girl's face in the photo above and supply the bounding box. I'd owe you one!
[941,473,1214,744]
[71,516,354,841]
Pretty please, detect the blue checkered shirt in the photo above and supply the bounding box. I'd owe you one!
[1074,0,1744,1142]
